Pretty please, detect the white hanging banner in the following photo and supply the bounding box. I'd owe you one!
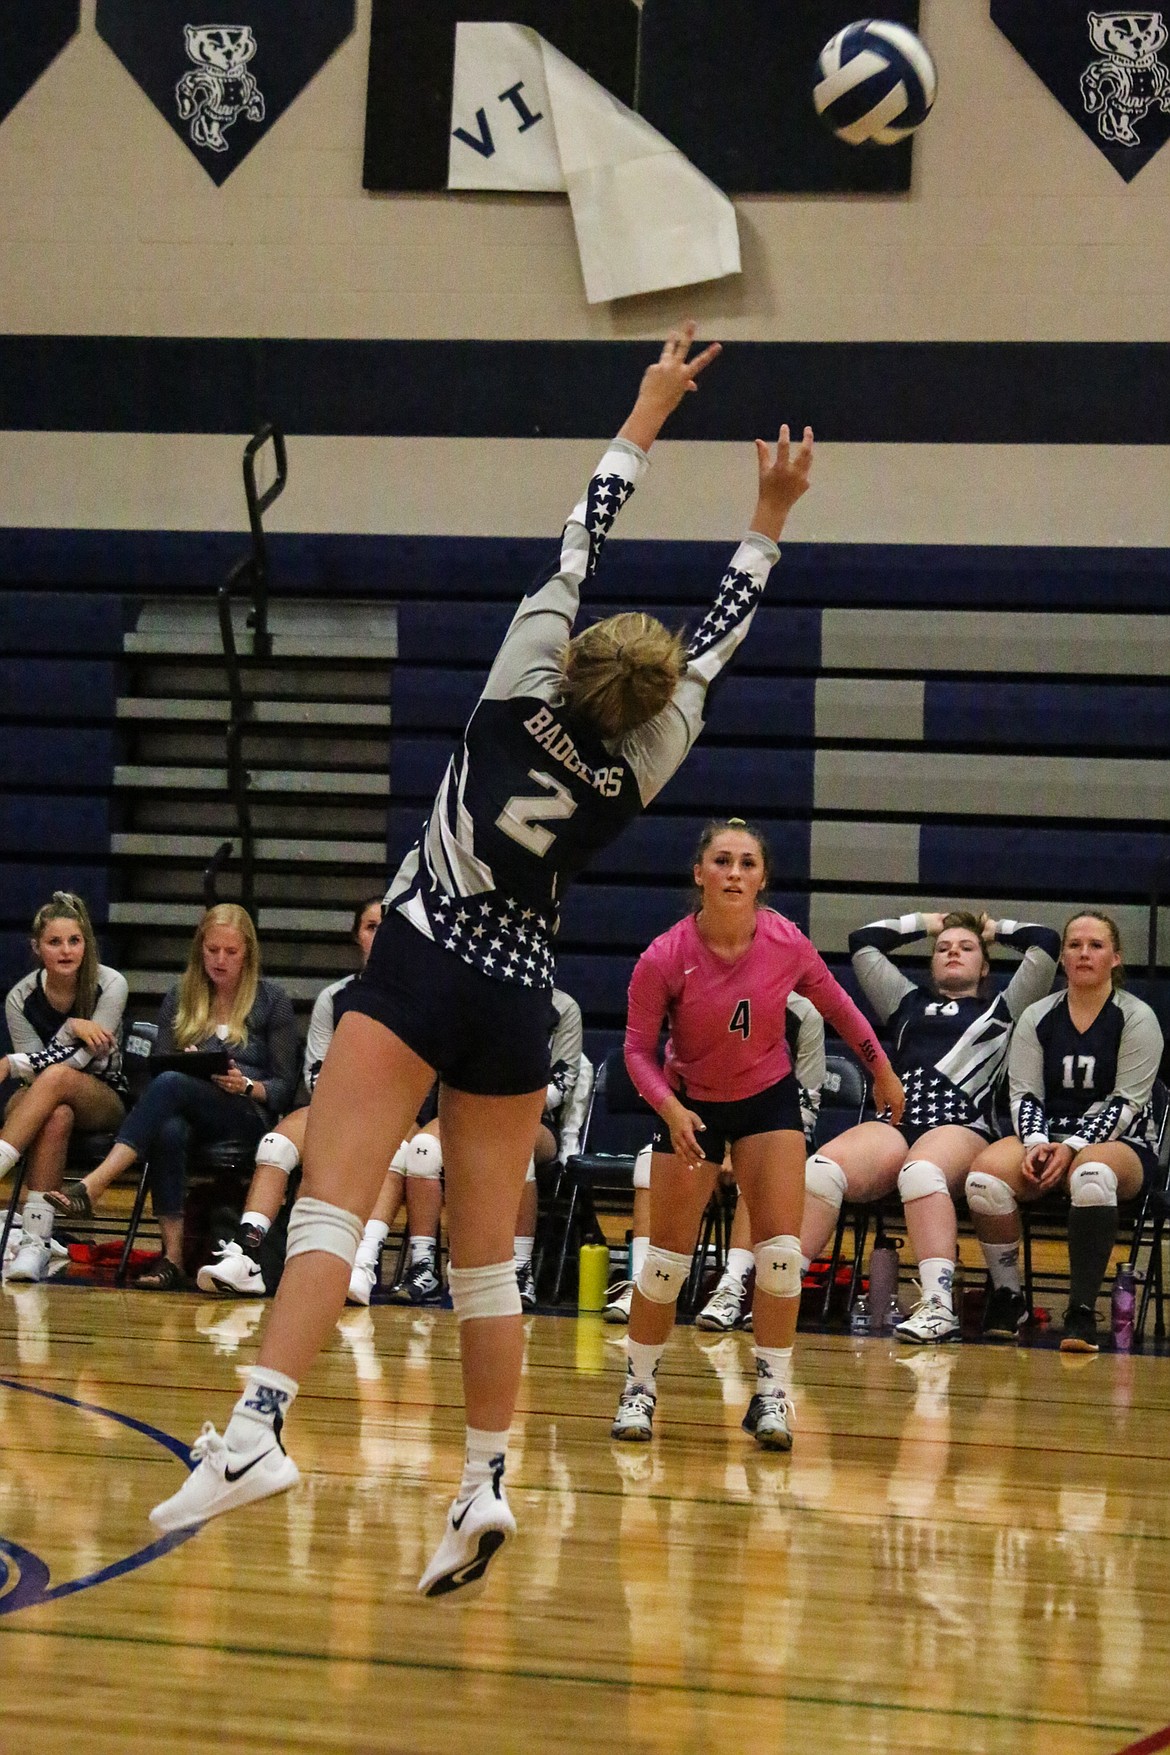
[448,22,740,303]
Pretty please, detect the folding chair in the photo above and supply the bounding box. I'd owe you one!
[812,1054,873,1325]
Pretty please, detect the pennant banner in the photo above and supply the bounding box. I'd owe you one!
[449,24,740,302]
[992,1,1170,181]
[96,0,356,184]
[0,2,80,131]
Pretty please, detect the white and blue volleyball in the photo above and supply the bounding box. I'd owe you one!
[813,20,937,146]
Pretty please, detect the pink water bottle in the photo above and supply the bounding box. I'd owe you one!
[1111,1264,1136,1353]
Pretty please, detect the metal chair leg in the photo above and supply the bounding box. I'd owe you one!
[115,1161,154,1287]
[821,1206,848,1325]
[0,1157,29,1267]
[1136,1210,1161,1342]
[550,1182,580,1304]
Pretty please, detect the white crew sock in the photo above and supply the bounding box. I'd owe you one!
[753,1345,794,1395]
[458,1425,509,1501]
[724,1246,754,1284]
[626,1336,665,1393]
[240,1210,272,1238]
[513,1235,534,1267]
[980,1238,1022,1295]
[410,1234,437,1265]
[919,1257,956,1312]
[358,1217,390,1263]
[630,1235,649,1282]
[225,1365,299,1451]
[20,1192,54,1242]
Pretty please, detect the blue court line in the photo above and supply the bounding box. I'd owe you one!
[0,1376,197,1617]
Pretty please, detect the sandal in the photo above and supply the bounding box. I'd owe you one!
[132,1255,190,1292]
[47,1182,93,1220]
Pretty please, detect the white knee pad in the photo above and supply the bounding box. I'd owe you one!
[448,1260,521,1321]
[406,1133,443,1180]
[633,1142,652,1191]
[525,1155,536,1185]
[256,1132,300,1176]
[898,1159,949,1204]
[805,1153,847,1212]
[754,1233,804,1300]
[285,1196,363,1267]
[1069,1161,1118,1208]
[965,1171,1018,1218]
[637,1244,691,1305]
[390,1139,410,1174]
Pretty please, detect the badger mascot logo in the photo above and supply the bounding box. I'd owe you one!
[1081,11,1170,145]
[175,24,266,153]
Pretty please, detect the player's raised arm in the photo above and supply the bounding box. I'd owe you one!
[616,321,721,453]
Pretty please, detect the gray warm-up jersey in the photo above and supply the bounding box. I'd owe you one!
[386,437,781,989]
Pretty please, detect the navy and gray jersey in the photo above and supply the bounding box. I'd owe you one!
[543,986,584,1122]
[5,964,129,1099]
[303,973,358,1094]
[850,914,1060,1134]
[386,437,781,990]
[1010,988,1163,1155]
[786,991,826,1143]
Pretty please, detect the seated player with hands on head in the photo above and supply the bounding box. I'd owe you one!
[1,892,129,1282]
[614,817,904,1452]
[965,912,1164,1353]
[798,908,1060,1344]
[146,323,818,1600]
[49,904,298,1290]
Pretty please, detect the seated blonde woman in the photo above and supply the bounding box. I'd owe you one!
[49,904,297,1290]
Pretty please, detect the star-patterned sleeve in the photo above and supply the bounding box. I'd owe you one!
[1008,1004,1049,1144]
[480,438,648,707]
[619,532,780,807]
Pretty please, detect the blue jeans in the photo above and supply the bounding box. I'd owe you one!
[116,1070,265,1220]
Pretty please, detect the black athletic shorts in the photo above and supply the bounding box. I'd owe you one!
[649,1073,804,1165]
[337,908,552,1097]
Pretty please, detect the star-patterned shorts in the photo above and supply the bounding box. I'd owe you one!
[894,1068,990,1148]
[337,910,552,1096]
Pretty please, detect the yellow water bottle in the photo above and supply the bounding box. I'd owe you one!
[577,1243,610,1313]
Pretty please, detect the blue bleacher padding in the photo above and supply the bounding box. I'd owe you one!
[0,659,119,719]
[555,953,638,1017]
[395,602,822,670]
[0,865,109,924]
[920,825,1170,895]
[3,729,115,788]
[393,670,481,730]
[0,795,109,854]
[0,593,129,656]
[924,682,1170,748]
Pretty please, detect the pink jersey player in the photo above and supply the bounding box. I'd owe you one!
[612,819,904,1456]
[625,907,884,1110]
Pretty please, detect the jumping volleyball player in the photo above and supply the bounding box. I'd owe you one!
[149,324,815,1598]
[614,819,904,1450]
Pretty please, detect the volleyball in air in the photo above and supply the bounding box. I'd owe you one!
[813,19,937,145]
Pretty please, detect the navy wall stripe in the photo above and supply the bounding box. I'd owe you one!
[923,682,1170,749]
[6,338,1170,442]
[919,825,1170,897]
[2,533,1168,613]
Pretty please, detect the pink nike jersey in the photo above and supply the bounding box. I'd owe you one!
[625,908,883,1108]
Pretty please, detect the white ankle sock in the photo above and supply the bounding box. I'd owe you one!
[225,1366,299,1450]
[980,1239,1022,1294]
[919,1257,956,1311]
[410,1235,437,1265]
[725,1247,754,1284]
[459,1425,509,1499]
[360,1218,390,1258]
[753,1345,794,1394]
[626,1336,664,1392]
[513,1235,534,1267]
[240,1210,271,1238]
[21,1193,54,1241]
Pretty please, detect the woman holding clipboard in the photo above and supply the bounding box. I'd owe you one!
[49,904,297,1289]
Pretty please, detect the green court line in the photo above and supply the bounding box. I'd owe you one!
[0,1620,1141,1736]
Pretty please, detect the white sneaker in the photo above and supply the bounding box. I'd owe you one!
[894,1294,961,1345]
[5,1235,52,1284]
[696,1273,746,1332]
[417,1476,516,1599]
[742,1389,795,1451]
[196,1239,266,1297]
[3,1230,67,1269]
[347,1253,379,1307]
[611,1381,656,1442]
[149,1421,300,1532]
[602,1281,633,1325]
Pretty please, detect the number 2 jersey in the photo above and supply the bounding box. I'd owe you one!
[1009,988,1163,1156]
[850,914,1060,1136]
[386,437,782,989]
[624,908,885,1109]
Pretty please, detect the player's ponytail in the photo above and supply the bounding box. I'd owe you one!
[30,890,101,1019]
[560,613,685,740]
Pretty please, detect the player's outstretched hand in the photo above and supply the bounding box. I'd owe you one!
[873,1062,906,1126]
[618,320,722,451]
[750,424,814,543]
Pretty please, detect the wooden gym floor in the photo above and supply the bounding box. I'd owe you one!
[2,1284,1170,1755]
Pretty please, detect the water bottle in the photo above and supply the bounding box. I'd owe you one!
[1111,1263,1136,1353]
[867,1240,900,1334]
[849,1292,871,1336]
